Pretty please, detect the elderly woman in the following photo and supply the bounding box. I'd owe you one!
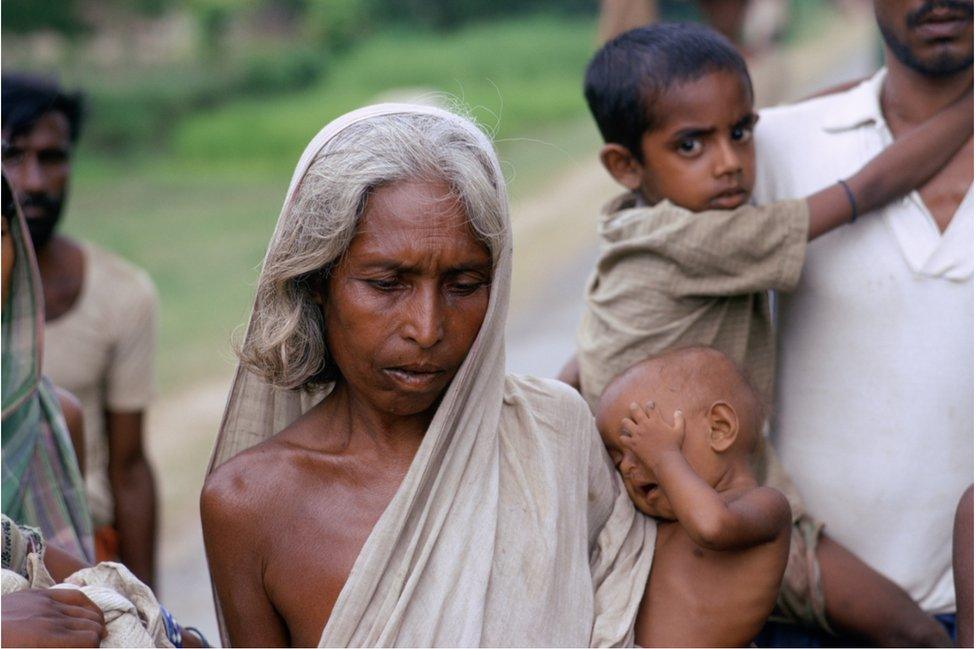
[202,104,655,647]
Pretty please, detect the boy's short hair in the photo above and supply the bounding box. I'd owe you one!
[584,22,752,161]
[1,73,85,144]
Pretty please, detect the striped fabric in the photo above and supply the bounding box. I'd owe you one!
[1,177,93,563]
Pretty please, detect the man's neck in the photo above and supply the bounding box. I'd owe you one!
[881,50,973,128]
[34,234,74,278]
[35,234,86,321]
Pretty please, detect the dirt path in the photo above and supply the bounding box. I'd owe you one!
[147,8,877,642]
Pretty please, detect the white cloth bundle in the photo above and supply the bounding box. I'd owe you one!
[2,553,173,648]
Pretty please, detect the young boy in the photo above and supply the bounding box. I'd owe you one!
[597,347,790,647]
[574,21,972,646]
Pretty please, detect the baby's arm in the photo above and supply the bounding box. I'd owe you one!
[620,404,790,551]
[806,86,973,239]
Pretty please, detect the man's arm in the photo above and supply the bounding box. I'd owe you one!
[201,469,291,647]
[106,411,156,589]
[955,485,974,649]
[806,86,973,240]
[620,405,790,550]
[55,387,85,477]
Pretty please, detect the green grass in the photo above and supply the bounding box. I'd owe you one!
[171,16,597,166]
[63,15,601,392]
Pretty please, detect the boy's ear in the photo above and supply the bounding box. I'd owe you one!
[599,144,644,192]
[706,401,739,453]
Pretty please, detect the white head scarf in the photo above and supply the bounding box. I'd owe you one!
[208,104,653,647]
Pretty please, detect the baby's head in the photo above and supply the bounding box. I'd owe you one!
[596,346,764,519]
[584,22,756,212]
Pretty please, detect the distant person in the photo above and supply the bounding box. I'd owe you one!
[753,0,973,644]
[597,347,791,647]
[2,173,93,564]
[569,21,969,645]
[2,74,158,588]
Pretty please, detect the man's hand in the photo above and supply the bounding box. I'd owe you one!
[620,402,685,468]
[1,589,106,648]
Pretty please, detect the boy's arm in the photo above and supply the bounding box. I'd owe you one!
[806,86,973,240]
[620,405,790,551]
[556,354,581,392]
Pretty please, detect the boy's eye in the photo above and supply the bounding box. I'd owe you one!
[676,138,703,157]
[731,126,753,143]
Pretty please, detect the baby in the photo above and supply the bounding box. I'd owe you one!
[597,346,789,648]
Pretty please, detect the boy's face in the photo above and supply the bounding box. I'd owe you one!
[636,70,757,211]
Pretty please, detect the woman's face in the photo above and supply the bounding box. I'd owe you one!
[323,179,492,418]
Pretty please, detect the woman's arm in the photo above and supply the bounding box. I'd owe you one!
[201,467,291,647]
[806,86,973,240]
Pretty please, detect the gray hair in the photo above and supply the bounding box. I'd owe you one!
[238,111,507,390]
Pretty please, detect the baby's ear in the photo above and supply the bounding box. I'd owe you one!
[599,144,643,192]
[706,401,739,453]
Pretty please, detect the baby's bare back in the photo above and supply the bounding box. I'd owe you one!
[636,520,789,647]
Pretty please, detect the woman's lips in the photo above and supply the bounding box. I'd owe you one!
[383,366,446,390]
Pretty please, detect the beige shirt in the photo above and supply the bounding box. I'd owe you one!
[43,242,158,527]
[577,193,808,410]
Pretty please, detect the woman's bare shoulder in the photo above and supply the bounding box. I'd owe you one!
[201,435,300,527]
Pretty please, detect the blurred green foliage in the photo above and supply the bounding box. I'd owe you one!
[172,16,595,166]
[85,46,327,150]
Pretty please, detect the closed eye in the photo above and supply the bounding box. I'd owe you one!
[448,279,489,295]
[366,277,401,291]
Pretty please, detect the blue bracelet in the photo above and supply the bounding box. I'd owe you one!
[159,605,183,648]
[838,179,857,222]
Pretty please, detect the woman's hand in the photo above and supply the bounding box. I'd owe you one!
[1,589,106,647]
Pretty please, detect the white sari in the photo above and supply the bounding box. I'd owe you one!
[207,104,655,647]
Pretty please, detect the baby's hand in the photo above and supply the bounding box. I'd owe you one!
[619,402,685,467]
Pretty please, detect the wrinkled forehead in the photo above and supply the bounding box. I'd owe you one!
[348,179,491,266]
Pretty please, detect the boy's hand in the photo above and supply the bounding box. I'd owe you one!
[619,402,685,467]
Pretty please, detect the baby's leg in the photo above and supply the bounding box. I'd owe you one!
[818,534,952,647]
[953,485,973,648]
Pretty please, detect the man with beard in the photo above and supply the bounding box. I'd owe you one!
[2,74,159,589]
[753,0,973,645]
